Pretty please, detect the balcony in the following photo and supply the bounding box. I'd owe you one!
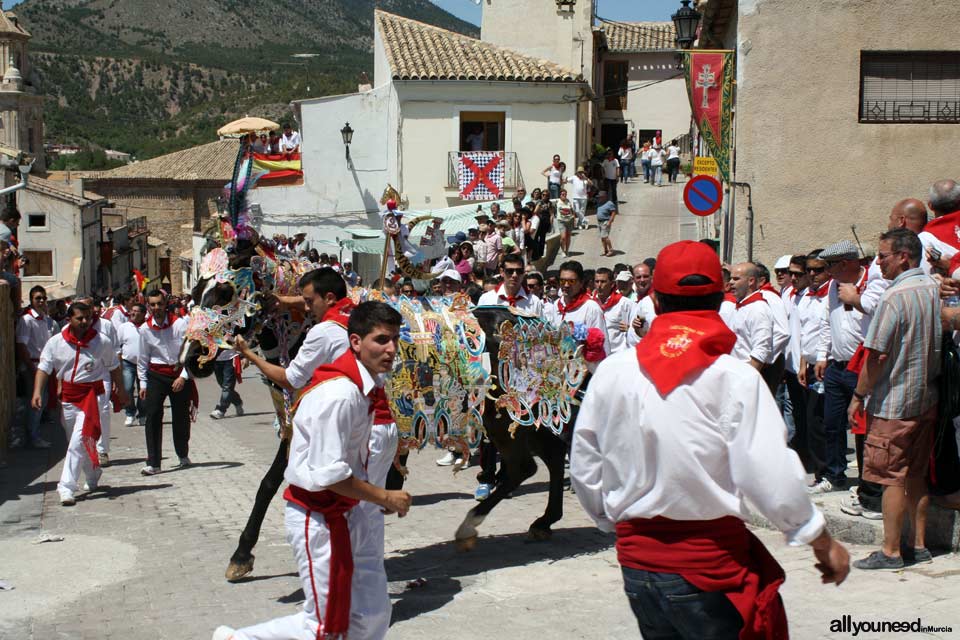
[446,151,522,191]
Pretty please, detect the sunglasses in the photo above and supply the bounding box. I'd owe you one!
[503,268,524,276]
[806,266,826,274]
[788,271,805,277]
[558,278,578,285]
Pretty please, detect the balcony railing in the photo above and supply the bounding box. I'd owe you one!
[861,99,960,123]
[446,151,522,191]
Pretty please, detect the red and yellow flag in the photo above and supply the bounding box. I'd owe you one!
[681,50,735,183]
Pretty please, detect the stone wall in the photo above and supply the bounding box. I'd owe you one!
[0,281,14,455]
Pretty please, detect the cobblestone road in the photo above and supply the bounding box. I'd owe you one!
[2,369,960,639]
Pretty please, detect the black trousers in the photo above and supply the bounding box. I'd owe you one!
[792,365,827,479]
[144,371,191,468]
[760,354,786,396]
[477,436,506,486]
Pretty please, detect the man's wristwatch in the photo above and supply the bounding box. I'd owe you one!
[852,390,867,401]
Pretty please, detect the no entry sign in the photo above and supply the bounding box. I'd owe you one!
[683,175,723,217]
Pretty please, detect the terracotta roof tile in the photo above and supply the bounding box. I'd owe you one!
[94,139,238,182]
[26,175,103,205]
[599,20,676,52]
[375,10,582,83]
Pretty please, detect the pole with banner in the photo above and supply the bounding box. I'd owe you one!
[681,50,734,184]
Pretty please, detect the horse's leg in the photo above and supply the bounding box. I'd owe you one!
[528,433,568,541]
[225,437,289,581]
[454,447,537,550]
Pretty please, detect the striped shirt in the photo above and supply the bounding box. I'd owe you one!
[863,268,941,419]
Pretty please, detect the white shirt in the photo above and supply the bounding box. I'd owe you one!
[617,147,633,161]
[816,269,881,363]
[731,291,774,364]
[39,331,119,384]
[601,159,619,180]
[545,296,610,371]
[625,296,656,349]
[719,299,737,328]
[16,310,56,360]
[284,360,376,490]
[783,289,803,374]
[118,322,143,362]
[138,315,190,385]
[918,230,958,276]
[569,348,825,545]
[647,148,664,166]
[596,294,633,354]
[546,165,563,185]
[285,321,350,389]
[477,285,544,316]
[666,144,680,160]
[95,317,119,350]
[759,289,790,359]
[569,175,589,200]
[797,283,830,364]
[279,131,301,152]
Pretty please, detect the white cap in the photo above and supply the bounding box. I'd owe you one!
[439,269,462,283]
[774,254,792,270]
[616,270,633,283]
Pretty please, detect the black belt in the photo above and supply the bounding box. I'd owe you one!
[831,360,849,368]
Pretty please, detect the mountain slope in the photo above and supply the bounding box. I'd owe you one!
[15,0,479,159]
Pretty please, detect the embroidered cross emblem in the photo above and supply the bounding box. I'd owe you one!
[696,64,717,110]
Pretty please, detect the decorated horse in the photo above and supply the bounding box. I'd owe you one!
[182,181,591,581]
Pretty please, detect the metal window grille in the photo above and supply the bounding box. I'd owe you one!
[860,51,960,123]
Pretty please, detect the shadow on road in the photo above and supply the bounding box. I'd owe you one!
[386,526,613,624]
[412,491,472,506]
[83,483,174,500]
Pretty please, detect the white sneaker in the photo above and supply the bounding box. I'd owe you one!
[124,415,135,426]
[212,626,236,640]
[141,465,160,476]
[806,478,836,494]
[83,467,103,492]
[210,409,225,420]
[60,491,76,506]
[175,457,192,469]
[455,458,469,469]
[436,450,456,466]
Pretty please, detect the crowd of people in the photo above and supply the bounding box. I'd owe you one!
[242,122,302,155]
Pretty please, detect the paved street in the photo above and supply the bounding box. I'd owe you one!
[2,374,960,640]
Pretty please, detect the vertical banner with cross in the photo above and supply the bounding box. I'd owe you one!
[681,50,735,183]
[458,151,504,200]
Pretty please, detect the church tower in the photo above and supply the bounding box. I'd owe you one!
[480,0,596,85]
[0,11,44,171]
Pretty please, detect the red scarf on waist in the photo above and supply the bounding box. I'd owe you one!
[594,290,623,312]
[60,326,104,468]
[616,516,787,640]
[323,297,355,329]
[635,311,736,395]
[558,290,590,317]
[736,290,766,309]
[922,209,960,249]
[284,349,373,638]
[147,364,199,423]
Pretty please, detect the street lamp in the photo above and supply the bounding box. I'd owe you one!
[340,122,354,162]
[671,0,702,50]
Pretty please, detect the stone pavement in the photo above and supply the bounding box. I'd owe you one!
[2,376,960,639]
[565,175,700,271]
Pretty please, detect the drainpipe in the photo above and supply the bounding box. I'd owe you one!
[0,159,33,196]
[730,181,753,262]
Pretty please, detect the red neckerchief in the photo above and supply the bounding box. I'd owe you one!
[616,516,786,640]
[807,280,831,297]
[105,305,129,320]
[781,285,794,298]
[558,290,591,317]
[594,290,623,312]
[148,313,176,331]
[723,293,737,304]
[322,297,355,329]
[284,349,372,638]
[24,307,42,319]
[921,209,960,249]
[635,311,737,396]
[552,161,561,170]
[61,326,97,382]
[498,285,527,306]
[736,290,767,309]
[760,283,778,294]
[635,290,649,302]
[855,268,868,294]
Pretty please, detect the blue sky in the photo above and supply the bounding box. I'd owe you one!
[430,0,677,25]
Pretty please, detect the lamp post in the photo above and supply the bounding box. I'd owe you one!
[340,122,354,164]
[671,0,702,50]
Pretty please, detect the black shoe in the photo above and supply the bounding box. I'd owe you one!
[853,551,904,571]
[902,547,933,565]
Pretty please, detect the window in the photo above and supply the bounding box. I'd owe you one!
[459,111,505,151]
[22,250,53,277]
[604,61,629,111]
[860,51,960,123]
[27,214,47,229]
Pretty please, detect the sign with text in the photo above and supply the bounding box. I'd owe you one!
[693,156,719,176]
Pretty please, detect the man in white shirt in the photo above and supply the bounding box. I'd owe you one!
[117,302,147,426]
[76,296,120,465]
[592,267,632,353]
[729,263,776,392]
[625,263,655,348]
[600,150,620,204]
[887,197,955,275]
[34,302,127,506]
[138,290,195,476]
[215,302,412,640]
[568,166,591,230]
[102,292,135,333]
[477,253,544,315]
[811,240,886,519]
[15,285,57,449]
[279,123,301,153]
[797,252,832,485]
[647,144,664,187]
[757,264,790,386]
[570,240,848,639]
[546,260,608,371]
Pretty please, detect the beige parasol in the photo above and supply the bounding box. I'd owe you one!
[217,116,280,137]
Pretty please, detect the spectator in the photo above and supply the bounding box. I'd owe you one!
[542,154,564,199]
[601,150,620,204]
[267,130,281,154]
[617,139,634,184]
[342,261,359,287]
[665,139,682,183]
[485,221,504,273]
[648,144,665,187]
[557,189,576,256]
[117,302,147,426]
[595,191,618,257]
[850,229,941,570]
[568,166,592,231]
[252,134,268,154]
[210,346,245,420]
[639,141,652,184]
[279,123,301,154]
[14,285,56,449]
[0,208,20,243]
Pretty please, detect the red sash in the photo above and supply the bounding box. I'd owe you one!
[148,364,199,423]
[61,380,105,469]
[283,349,372,638]
[635,311,737,395]
[616,516,787,640]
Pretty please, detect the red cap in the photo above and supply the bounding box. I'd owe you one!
[652,241,723,296]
